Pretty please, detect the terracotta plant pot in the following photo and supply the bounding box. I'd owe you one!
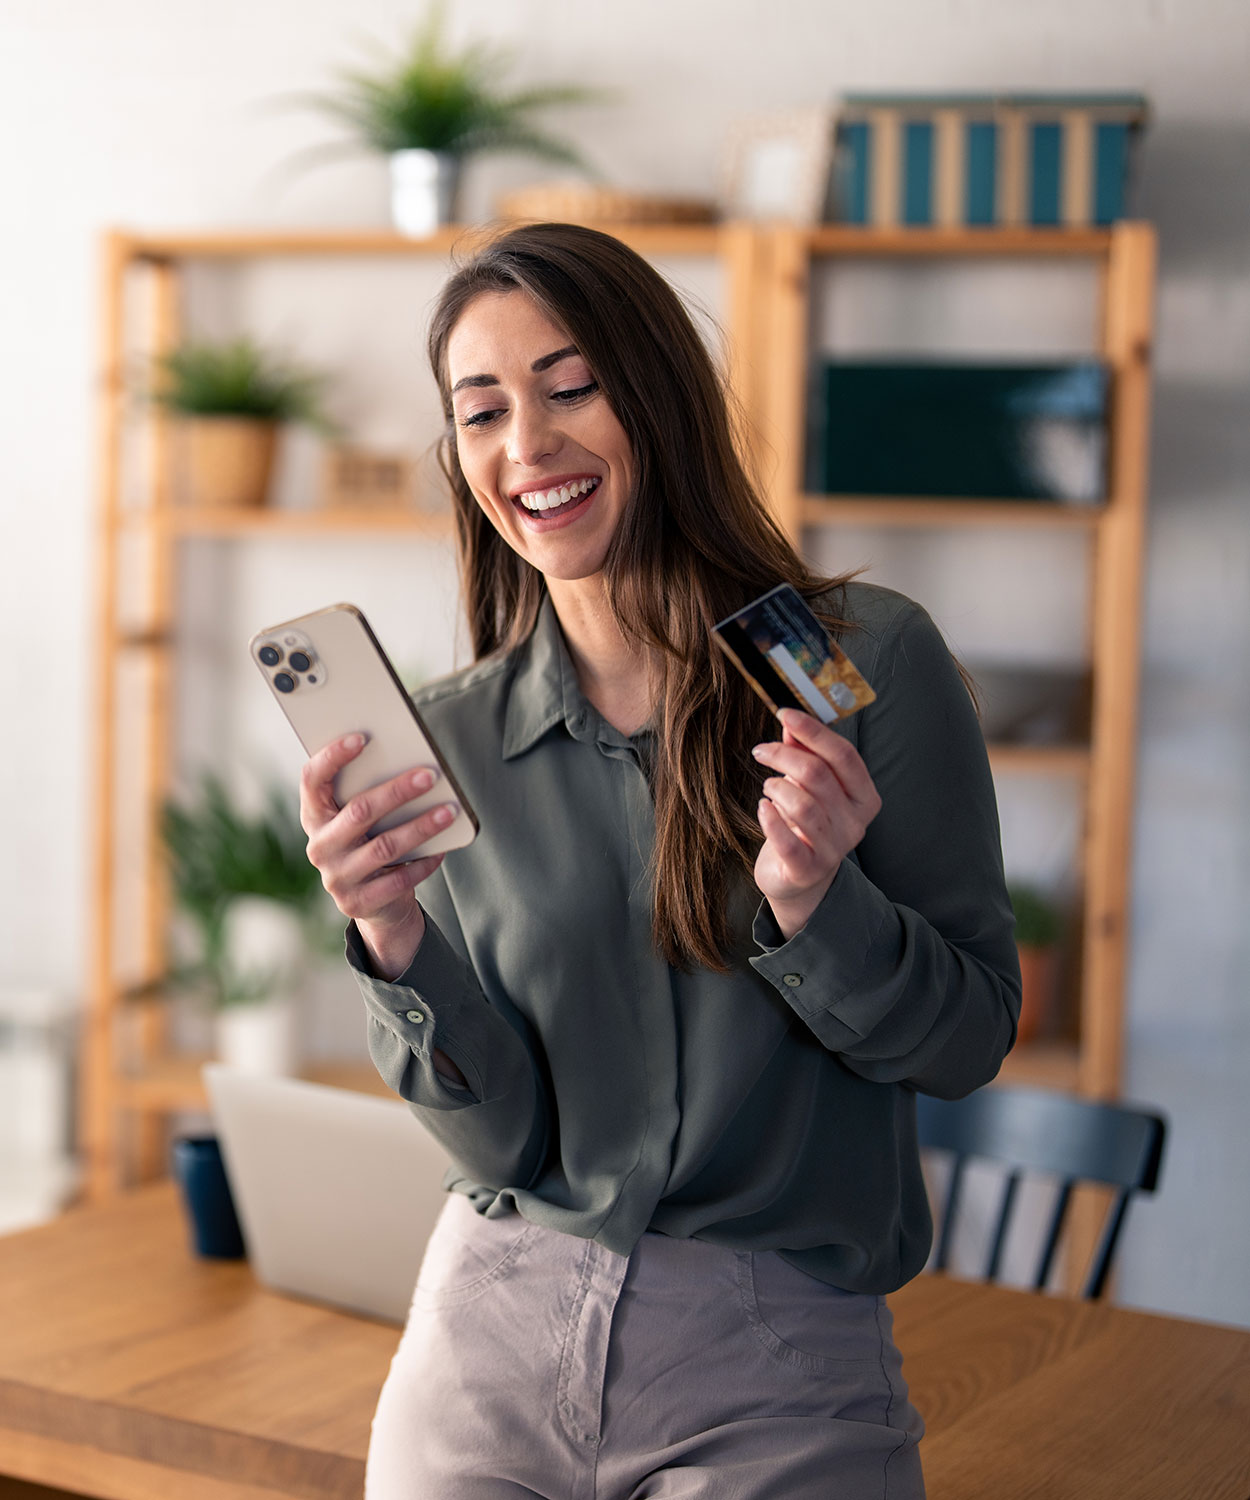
[182,417,279,508]
[1016,943,1058,1045]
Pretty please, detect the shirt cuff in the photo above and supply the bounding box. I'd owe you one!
[749,859,896,1044]
[345,917,480,1095]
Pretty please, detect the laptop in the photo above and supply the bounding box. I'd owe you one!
[204,1064,454,1323]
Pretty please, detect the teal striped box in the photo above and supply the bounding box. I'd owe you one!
[831,93,1147,229]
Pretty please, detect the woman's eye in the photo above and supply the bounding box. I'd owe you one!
[552,381,599,403]
[458,407,504,429]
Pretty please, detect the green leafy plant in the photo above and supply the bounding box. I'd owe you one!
[162,774,335,1009]
[1008,883,1063,949]
[150,338,334,431]
[301,6,596,163]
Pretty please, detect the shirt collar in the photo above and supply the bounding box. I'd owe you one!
[502,594,582,759]
[502,593,639,760]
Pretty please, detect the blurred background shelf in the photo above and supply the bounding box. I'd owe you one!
[134,506,457,537]
[803,226,1115,257]
[801,496,1104,528]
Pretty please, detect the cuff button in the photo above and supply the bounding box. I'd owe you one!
[405,1009,426,1024]
[782,973,803,988]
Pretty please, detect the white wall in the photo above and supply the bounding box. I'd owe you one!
[1,0,1247,1323]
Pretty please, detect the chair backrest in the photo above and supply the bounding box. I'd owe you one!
[915,1085,1166,1298]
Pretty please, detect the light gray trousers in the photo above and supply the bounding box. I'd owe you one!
[367,1192,925,1499]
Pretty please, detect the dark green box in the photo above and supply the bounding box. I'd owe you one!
[808,361,1109,502]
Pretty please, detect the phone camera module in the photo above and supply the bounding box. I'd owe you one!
[288,650,312,673]
[274,672,297,694]
[258,644,282,667]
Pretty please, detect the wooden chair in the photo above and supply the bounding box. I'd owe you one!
[915,1084,1167,1299]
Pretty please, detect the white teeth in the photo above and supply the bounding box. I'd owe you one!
[517,478,599,512]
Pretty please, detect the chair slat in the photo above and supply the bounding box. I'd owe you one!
[1033,1178,1074,1291]
[986,1170,1021,1281]
[1084,1189,1132,1299]
[933,1155,965,1272]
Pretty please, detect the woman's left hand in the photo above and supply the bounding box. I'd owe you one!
[752,708,883,941]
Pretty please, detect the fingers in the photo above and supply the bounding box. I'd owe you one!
[334,764,441,849]
[757,796,822,881]
[752,708,883,912]
[334,799,461,889]
[300,738,458,927]
[334,851,445,924]
[752,708,880,814]
[299,733,366,832]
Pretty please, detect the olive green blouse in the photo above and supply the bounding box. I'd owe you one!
[346,581,1020,1294]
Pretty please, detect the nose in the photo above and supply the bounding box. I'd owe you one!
[505,399,561,468]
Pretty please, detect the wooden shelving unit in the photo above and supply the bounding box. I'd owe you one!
[757,221,1156,1107]
[83,221,1154,1200]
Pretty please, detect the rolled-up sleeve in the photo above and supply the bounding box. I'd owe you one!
[750,600,1020,1099]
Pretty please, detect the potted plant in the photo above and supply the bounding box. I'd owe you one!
[151,338,333,509]
[162,774,335,1074]
[301,5,596,236]
[1008,883,1064,1046]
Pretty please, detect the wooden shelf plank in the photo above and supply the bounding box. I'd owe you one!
[120,506,457,538]
[117,1055,396,1112]
[986,743,1091,777]
[121,224,725,262]
[804,225,1115,258]
[802,496,1104,529]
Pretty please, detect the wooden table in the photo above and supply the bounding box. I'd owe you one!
[1,1186,1248,1500]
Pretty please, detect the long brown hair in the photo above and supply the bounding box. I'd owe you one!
[428,222,856,971]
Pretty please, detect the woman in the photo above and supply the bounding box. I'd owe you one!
[300,222,1020,1498]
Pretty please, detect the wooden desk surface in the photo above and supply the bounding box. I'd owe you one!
[1,1185,1248,1500]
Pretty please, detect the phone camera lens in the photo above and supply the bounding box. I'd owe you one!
[274,672,297,694]
[288,650,312,673]
[258,645,281,667]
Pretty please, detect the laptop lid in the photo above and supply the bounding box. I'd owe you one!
[204,1065,453,1324]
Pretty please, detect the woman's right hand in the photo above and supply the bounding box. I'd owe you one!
[300,733,459,981]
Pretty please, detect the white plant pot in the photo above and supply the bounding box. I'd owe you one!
[216,897,306,1076]
[389,149,461,237]
[214,1000,297,1077]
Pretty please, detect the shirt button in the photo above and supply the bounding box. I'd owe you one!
[405,1009,425,1024]
[782,973,803,988]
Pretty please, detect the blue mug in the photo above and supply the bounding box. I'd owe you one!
[171,1135,246,1259]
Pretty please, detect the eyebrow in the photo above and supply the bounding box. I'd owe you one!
[450,345,580,395]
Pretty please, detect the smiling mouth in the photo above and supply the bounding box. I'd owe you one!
[512,476,601,520]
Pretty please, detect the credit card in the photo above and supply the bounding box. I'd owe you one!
[712,584,876,725]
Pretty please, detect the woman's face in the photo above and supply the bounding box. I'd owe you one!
[445,290,635,585]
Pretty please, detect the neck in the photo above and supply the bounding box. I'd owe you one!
[547,575,655,736]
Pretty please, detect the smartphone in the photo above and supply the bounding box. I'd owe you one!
[712,583,876,725]
[248,604,478,858]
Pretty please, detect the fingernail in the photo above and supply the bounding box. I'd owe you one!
[411,768,436,792]
[751,744,768,759]
[343,733,364,751]
[433,804,457,828]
